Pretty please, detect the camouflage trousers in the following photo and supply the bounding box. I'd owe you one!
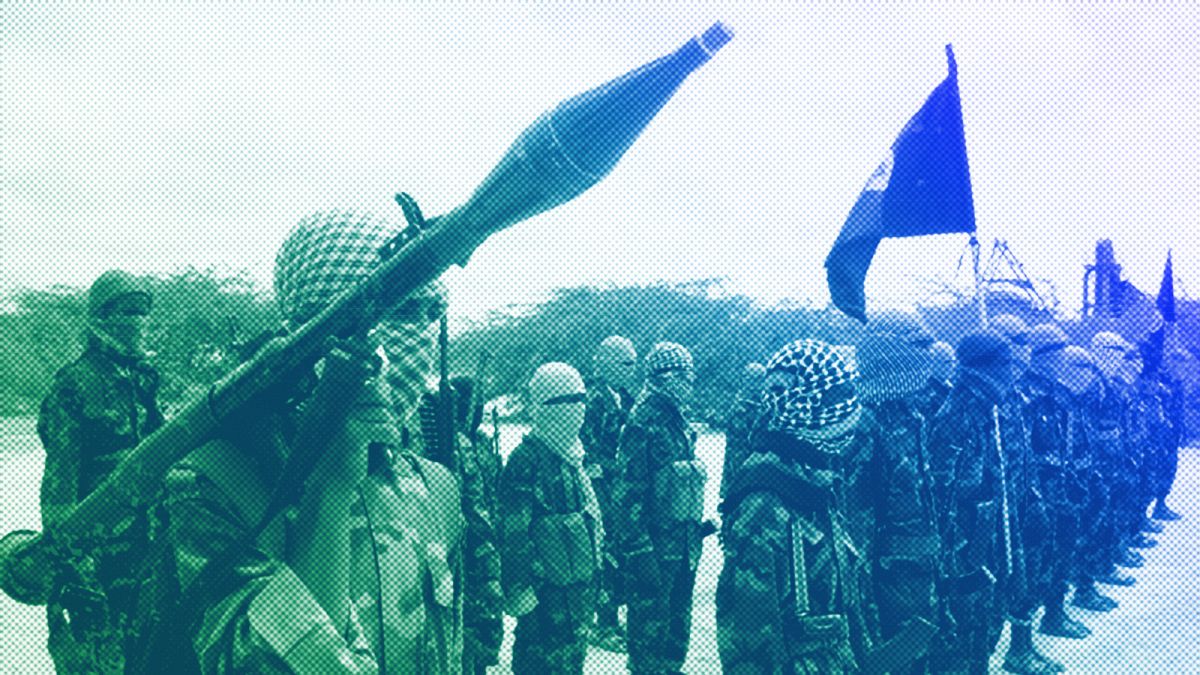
[928,583,1004,674]
[876,557,938,673]
[590,474,625,627]
[1076,472,1117,581]
[512,580,595,675]
[626,556,697,674]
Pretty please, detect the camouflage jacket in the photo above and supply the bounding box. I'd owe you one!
[911,377,953,424]
[580,380,632,479]
[928,372,1016,585]
[412,393,503,669]
[1073,378,1125,471]
[716,433,877,673]
[719,396,765,500]
[139,438,378,675]
[37,338,164,672]
[1015,371,1073,472]
[351,450,466,675]
[859,399,939,567]
[39,337,164,525]
[1116,378,1150,469]
[498,435,602,603]
[616,391,704,567]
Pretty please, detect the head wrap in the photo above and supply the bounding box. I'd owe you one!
[956,332,1015,401]
[1060,344,1099,395]
[594,335,638,389]
[275,209,448,422]
[86,270,153,359]
[1091,331,1133,378]
[763,339,862,442]
[643,342,695,408]
[274,209,447,328]
[528,363,604,557]
[990,314,1030,345]
[856,311,935,403]
[929,340,957,381]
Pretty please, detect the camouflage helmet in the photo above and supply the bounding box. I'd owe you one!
[274,209,446,327]
[87,269,152,318]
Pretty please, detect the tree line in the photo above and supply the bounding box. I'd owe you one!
[3,269,1199,437]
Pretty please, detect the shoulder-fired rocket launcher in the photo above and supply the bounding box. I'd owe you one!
[0,22,733,605]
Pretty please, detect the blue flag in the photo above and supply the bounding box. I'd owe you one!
[1157,251,1176,323]
[825,45,976,322]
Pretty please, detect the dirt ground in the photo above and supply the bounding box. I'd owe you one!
[1,416,1197,674]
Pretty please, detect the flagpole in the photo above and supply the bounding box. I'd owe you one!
[971,234,988,328]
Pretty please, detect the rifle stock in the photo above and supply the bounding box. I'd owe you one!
[0,22,732,605]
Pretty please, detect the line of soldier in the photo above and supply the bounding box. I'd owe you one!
[31,210,720,675]
[30,210,1187,674]
[715,312,1187,675]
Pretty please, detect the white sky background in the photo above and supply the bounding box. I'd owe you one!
[3,1,1198,322]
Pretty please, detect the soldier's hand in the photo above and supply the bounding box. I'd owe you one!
[318,336,382,389]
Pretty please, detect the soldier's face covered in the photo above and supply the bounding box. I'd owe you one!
[1119,352,1142,384]
[529,363,589,458]
[1094,344,1126,379]
[373,319,439,425]
[596,339,638,391]
[91,295,150,358]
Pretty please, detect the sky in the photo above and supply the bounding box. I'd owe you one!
[3,1,1198,322]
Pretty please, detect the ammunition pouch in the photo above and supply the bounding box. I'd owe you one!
[653,459,708,524]
[531,511,595,587]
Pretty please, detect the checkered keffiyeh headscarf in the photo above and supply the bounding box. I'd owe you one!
[643,342,695,408]
[274,209,447,327]
[763,339,862,439]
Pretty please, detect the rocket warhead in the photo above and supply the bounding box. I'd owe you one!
[443,22,734,262]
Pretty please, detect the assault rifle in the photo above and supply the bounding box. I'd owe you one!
[0,22,733,604]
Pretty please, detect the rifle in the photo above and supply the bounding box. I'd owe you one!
[0,22,733,605]
[437,314,457,473]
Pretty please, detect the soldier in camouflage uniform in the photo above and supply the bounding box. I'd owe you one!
[1058,346,1121,614]
[38,269,164,674]
[499,363,603,674]
[927,333,1019,675]
[580,335,637,651]
[719,362,766,501]
[1107,341,1152,565]
[991,317,1062,675]
[1014,325,1090,642]
[136,211,466,674]
[1152,348,1187,521]
[717,339,876,673]
[618,342,709,674]
[411,373,505,674]
[1087,334,1142,583]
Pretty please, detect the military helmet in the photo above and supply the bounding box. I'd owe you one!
[87,269,152,318]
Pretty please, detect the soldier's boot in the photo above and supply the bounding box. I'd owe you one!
[1072,584,1118,612]
[1130,533,1158,549]
[1040,605,1091,640]
[1141,517,1165,534]
[1152,500,1182,521]
[1096,569,1136,587]
[1118,549,1144,568]
[1003,622,1064,674]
